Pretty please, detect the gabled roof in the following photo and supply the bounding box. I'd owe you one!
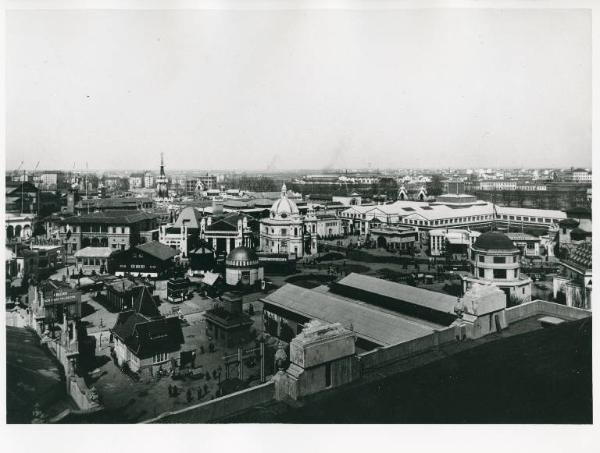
[132,286,161,318]
[112,291,184,359]
[333,273,458,316]
[135,241,179,261]
[205,213,245,232]
[262,284,435,346]
[174,207,205,230]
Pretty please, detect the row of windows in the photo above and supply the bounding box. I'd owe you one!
[476,255,517,264]
[153,352,168,363]
[76,258,108,266]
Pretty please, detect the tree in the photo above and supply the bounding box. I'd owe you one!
[428,175,444,197]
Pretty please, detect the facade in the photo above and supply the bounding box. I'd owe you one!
[204,293,254,347]
[505,232,541,257]
[462,231,532,304]
[259,184,318,258]
[569,168,592,183]
[340,196,566,238]
[225,246,264,286]
[112,286,184,375]
[128,173,144,189]
[74,197,154,213]
[429,229,481,258]
[58,210,159,254]
[143,172,155,189]
[204,212,252,256]
[105,279,153,312]
[113,240,179,278]
[553,241,592,310]
[369,225,420,252]
[74,247,115,275]
[5,212,35,241]
[28,280,82,329]
[315,215,343,238]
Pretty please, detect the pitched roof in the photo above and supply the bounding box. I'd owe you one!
[111,291,183,359]
[135,241,179,261]
[563,241,592,272]
[174,207,205,229]
[132,286,161,318]
[262,284,435,346]
[74,247,115,258]
[333,273,457,315]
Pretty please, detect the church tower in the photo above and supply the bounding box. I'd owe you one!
[156,153,169,199]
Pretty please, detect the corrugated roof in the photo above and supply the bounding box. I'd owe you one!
[262,284,434,346]
[335,273,457,315]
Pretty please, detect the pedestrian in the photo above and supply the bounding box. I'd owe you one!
[203,384,208,395]
[205,371,211,381]
[186,388,193,403]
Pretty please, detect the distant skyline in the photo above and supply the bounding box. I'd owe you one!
[7,8,592,171]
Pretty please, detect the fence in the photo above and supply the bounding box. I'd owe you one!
[143,380,275,423]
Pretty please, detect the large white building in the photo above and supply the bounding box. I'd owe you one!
[260,184,318,258]
[461,231,532,304]
[340,196,566,237]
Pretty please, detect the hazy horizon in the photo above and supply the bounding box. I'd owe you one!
[7,9,592,171]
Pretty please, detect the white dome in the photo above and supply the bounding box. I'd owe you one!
[270,184,299,217]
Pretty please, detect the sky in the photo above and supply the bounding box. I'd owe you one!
[6,8,592,172]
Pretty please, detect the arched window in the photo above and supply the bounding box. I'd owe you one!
[6,225,14,239]
[15,225,22,238]
[294,228,298,236]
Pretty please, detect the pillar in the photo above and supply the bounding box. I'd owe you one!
[238,347,243,381]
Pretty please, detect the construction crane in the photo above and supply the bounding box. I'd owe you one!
[14,160,24,180]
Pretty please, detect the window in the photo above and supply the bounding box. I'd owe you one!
[325,363,332,387]
[153,352,168,363]
[281,229,287,236]
[479,255,484,263]
[493,256,506,264]
[493,269,507,279]
[478,268,485,278]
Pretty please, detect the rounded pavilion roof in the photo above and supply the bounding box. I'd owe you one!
[473,231,517,251]
[270,183,299,217]
[226,246,259,267]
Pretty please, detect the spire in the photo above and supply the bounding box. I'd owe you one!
[160,152,165,176]
[281,183,287,198]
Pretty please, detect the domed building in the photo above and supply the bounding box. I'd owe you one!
[225,246,264,286]
[461,231,531,304]
[259,184,318,258]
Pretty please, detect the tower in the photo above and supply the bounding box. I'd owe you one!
[156,153,169,199]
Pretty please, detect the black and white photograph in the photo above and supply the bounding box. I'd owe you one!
[2,0,598,450]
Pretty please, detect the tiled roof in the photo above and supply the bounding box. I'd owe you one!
[563,241,592,272]
[262,284,435,346]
